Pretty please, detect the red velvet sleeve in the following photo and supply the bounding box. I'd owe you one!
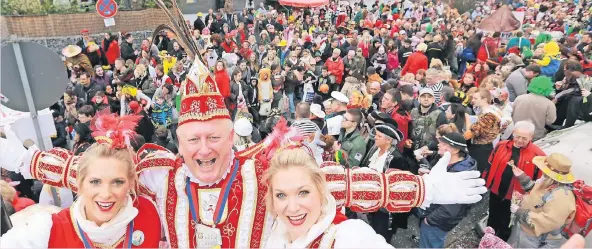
[321,162,426,213]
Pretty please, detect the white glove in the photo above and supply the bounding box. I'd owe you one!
[422,152,487,207]
[303,131,325,166]
[312,130,326,147]
[510,204,519,213]
[0,125,27,172]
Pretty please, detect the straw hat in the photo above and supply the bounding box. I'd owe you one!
[532,153,576,184]
[62,45,82,58]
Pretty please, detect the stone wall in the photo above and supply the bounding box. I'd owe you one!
[0,16,9,39]
[1,8,171,37]
[1,30,155,55]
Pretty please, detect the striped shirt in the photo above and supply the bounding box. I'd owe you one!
[430,82,444,106]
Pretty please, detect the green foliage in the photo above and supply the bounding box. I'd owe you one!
[1,0,87,15]
[1,0,45,15]
[144,0,158,8]
[143,0,173,9]
[1,0,167,16]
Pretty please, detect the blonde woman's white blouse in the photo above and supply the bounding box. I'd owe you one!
[264,195,393,249]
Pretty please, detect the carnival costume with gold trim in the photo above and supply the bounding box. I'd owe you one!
[1,191,161,248]
[0,115,162,248]
[13,58,431,247]
[0,1,487,248]
[2,76,483,248]
[6,61,483,247]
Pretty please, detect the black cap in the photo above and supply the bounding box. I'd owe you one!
[375,123,404,142]
[438,132,468,153]
[370,111,397,127]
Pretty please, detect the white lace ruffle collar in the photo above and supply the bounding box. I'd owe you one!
[72,195,138,246]
[184,153,235,187]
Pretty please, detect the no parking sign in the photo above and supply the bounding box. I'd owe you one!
[96,0,118,19]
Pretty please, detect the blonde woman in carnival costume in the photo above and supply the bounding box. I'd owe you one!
[0,16,487,249]
[0,114,162,248]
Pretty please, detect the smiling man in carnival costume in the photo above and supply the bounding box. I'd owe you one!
[1,55,487,248]
[0,10,487,249]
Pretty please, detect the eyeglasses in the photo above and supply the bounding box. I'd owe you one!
[513,134,531,142]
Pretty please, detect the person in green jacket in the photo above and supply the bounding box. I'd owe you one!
[338,108,367,167]
[353,5,364,24]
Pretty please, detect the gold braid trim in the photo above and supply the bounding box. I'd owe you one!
[31,149,80,191]
[322,166,426,213]
[178,108,230,124]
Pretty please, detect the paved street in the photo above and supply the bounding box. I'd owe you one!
[388,194,488,248]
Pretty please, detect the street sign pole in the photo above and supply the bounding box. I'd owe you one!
[11,43,46,151]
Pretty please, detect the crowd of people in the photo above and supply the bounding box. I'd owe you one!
[1,0,592,248]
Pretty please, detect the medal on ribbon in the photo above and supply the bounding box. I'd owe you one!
[195,224,222,249]
[187,160,239,249]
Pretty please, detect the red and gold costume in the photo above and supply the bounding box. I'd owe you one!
[1,194,161,248]
[48,197,161,248]
[23,58,428,248]
[0,114,164,248]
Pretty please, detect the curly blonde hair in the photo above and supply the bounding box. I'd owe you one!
[401,73,417,83]
[429,58,444,70]
[480,75,504,90]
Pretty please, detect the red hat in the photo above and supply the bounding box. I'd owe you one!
[305,36,312,42]
[80,29,89,34]
[129,101,142,114]
[225,33,233,39]
[178,59,230,127]
[375,20,383,28]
